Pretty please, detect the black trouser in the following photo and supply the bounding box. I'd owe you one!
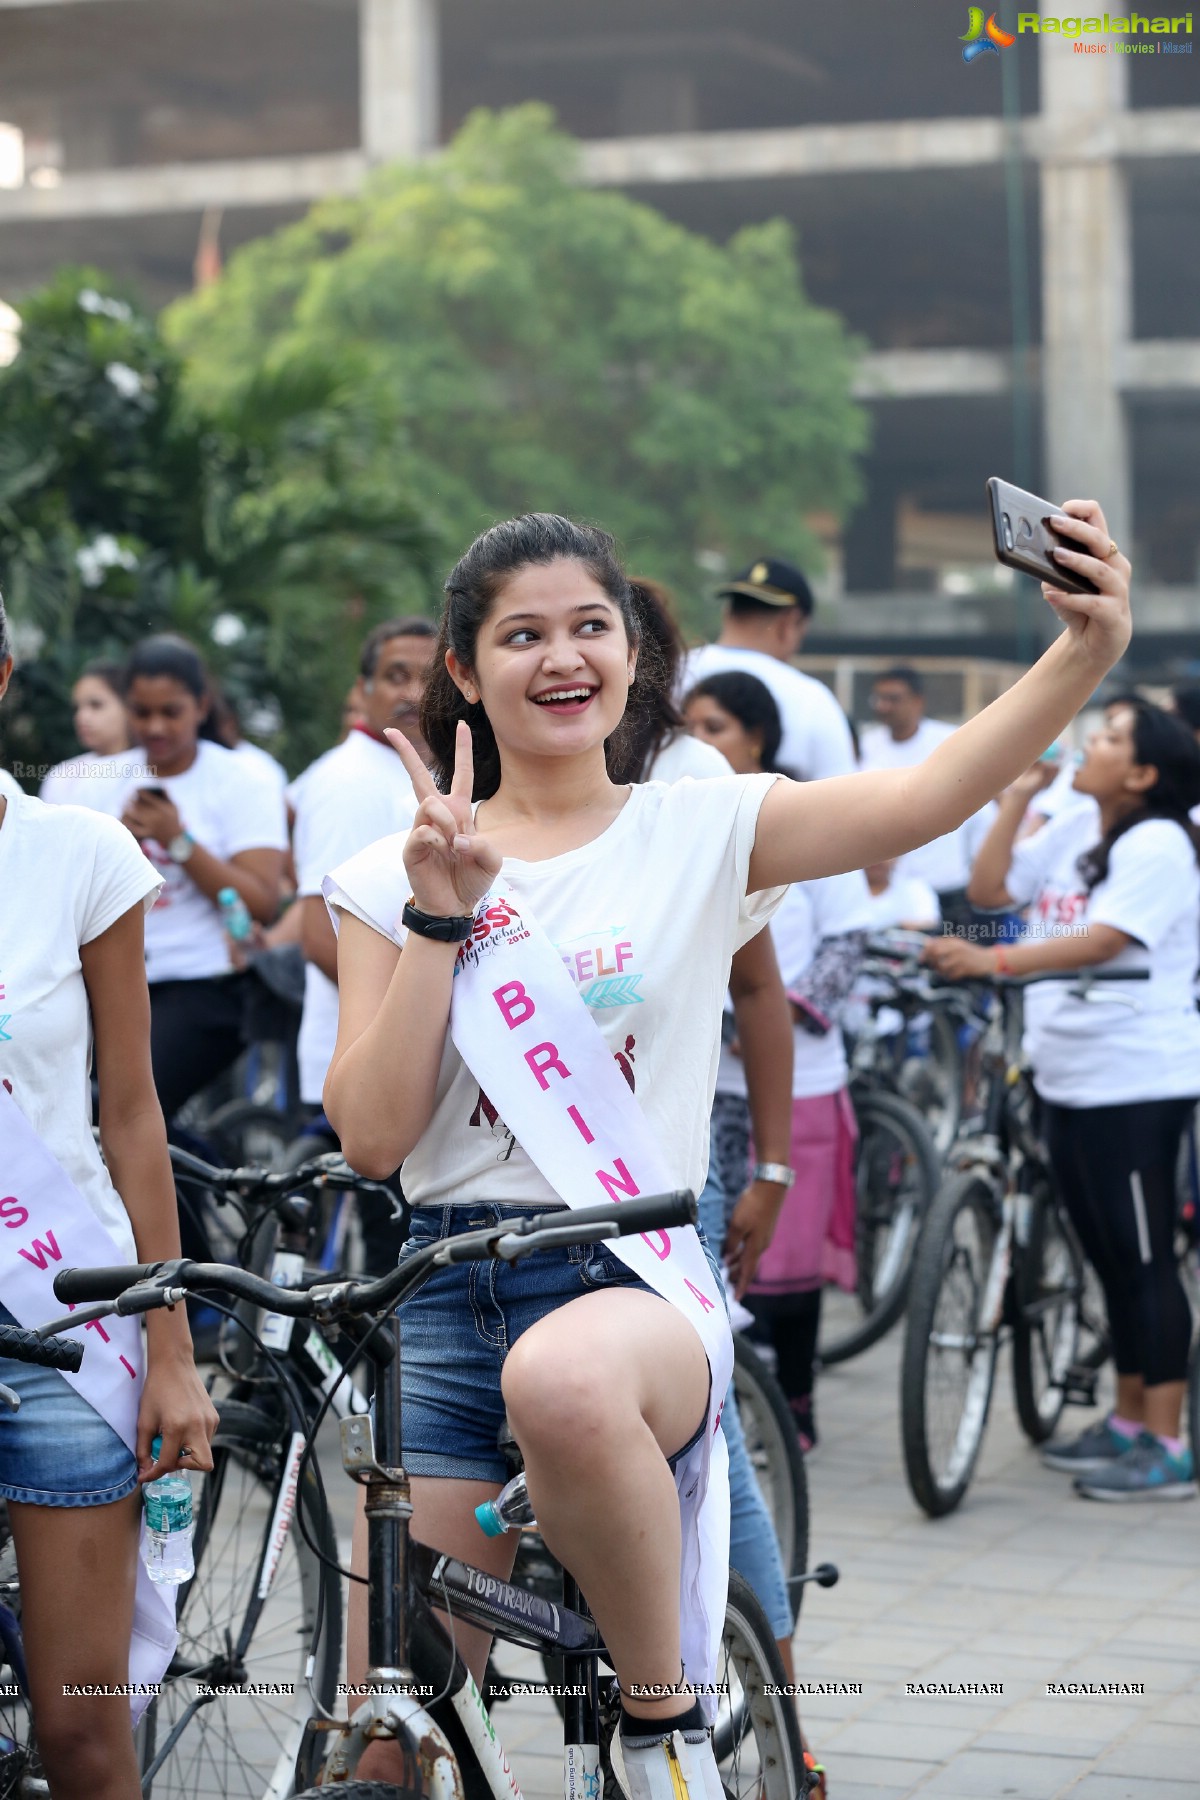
[149,974,249,1123]
[1042,1095,1196,1388]
[745,1289,822,1411]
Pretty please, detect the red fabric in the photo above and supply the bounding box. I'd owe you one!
[749,1086,859,1297]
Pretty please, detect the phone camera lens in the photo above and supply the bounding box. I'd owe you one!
[1002,515,1014,551]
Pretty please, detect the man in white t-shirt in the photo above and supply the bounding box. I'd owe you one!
[682,557,856,781]
[859,665,996,923]
[294,619,433,1049]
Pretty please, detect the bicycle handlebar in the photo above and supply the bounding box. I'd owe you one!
[0,1323,85,1371]
[169,1143,401,1201]
[52,1190,700,1321]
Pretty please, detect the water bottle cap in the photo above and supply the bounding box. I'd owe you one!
[217,887,238,907]
[151,1435,163,1460]
[474,1500,504,1537]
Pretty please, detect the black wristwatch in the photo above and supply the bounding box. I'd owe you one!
[401,899,474,943]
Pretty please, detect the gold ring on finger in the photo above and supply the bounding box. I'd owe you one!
[1107,540,1119,559]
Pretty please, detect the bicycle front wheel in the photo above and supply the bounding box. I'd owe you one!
[709,1571,807,1800]
[731,1335,809,1621]
[819,1089,940,1367]
[901,1172,1002,1518]
[1012,1185,1083,1445]
[140,1399,341,1800]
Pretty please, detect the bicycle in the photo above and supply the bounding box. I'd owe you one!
[49,1191,816,1800]
[900,968,1149,1518]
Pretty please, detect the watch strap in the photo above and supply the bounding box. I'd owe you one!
[167,831,195,864]
[753,1162,796,1190]
[401,900,474,943]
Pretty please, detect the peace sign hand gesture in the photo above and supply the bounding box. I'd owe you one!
[386,720,503,919]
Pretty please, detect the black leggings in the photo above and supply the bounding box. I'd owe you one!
[1042,1095,1195,1388]
[149,975,248,1124]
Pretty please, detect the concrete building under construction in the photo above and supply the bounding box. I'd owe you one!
[1,0,1197,672]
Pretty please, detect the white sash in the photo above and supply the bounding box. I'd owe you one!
[0,1085,177,1722]
[447,879,732,1719]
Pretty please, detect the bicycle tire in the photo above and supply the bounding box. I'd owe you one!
[1012,1185,1083,1445]
[818,1089,940,1367]
[900,1171,1002,1518]
[0,1500,41,1799]
[706,1570,808,1800]
[731,1335,809,1623]
[139,1397,341,1800]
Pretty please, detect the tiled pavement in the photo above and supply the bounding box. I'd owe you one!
[316,1323,1198,1800]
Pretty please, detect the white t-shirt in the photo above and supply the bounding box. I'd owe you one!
[681,645,856,782]
[232,739,288,795]
[1005,808,1200,1106]
[864,874,941,932]
[0,792,162,1260]
[717,867,873,1102]
[286,743,342,817]
[324,775,786,1208]
[644,733,732,783]
[0,768,21,803]
[858,718,996,893]
[293,729,418,1104]
[93,741,288,983]
[38,751,137,812]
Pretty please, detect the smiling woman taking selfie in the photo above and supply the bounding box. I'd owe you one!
[321,505,1130,1796]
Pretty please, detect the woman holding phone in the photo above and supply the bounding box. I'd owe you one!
[322,504,1129,1797]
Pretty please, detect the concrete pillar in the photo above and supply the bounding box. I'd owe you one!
[360,0,439,163]
[1038,40,1132,554]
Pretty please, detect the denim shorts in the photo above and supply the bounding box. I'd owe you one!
[0,1303,138,1508]
[396,1203,714,1482]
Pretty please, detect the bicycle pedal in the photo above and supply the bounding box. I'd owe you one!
[1062,1369,1101,1407]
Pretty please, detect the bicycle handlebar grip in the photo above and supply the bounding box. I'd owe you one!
[53,1264,161,1302]
[612,1190,697,1235]
[0,1324,84,1372]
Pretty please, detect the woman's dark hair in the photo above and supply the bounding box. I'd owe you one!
[0,592,10,664]
[1077,699,1200,892]
[122,634,218,739]
[620,577,688,782]
[682,670,784,776]
[420,514,672,798]
[77,657,126,699]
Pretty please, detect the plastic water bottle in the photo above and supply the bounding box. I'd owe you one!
[217,887,254,942]
[475,1472,536,1537]
[142,1435,195,1586]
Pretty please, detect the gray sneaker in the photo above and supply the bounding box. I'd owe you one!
[1075,1432,1197,1503]
[1041,1414,1130,1473]
[609,1727,724,1800]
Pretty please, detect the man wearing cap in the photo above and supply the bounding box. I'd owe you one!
[682,558,856,782]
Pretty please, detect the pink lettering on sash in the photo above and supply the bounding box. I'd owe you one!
[0,1197,29,1229]
[596,1158,640,1203]
[642,1230,672,1261]
[494,981,536,1029]
[567,1105,595,1145]
[684,1279,717,1314]
[17,1229,62,1270]
[84,1318,111,1343]
[524,1043,571,1090]
[119,1355,138,1380]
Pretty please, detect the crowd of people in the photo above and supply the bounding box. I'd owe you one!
[4,488,1196,1798]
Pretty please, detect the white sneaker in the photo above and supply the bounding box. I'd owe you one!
[609,1726,724,1800]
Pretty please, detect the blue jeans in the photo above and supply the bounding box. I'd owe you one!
[697,1162,793,1640]
[0,1302,137,1507]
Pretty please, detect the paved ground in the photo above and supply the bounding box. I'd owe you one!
[322,1325,1199,1800]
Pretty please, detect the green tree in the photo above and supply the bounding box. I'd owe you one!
[167,105,868,630]
[0,270,436,785]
